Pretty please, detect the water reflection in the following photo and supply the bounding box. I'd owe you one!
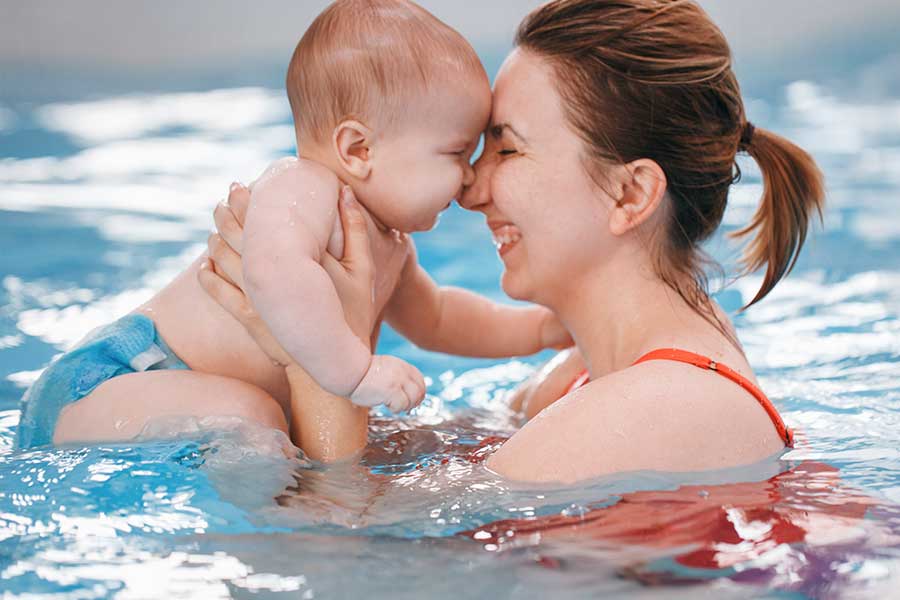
[463,462,900,596]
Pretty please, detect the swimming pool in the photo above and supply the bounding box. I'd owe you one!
[2,59,900,598]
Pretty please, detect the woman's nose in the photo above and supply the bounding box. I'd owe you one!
[459,155,491,212]
[461,160,476,188]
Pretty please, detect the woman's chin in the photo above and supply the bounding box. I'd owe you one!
[500,271,533,302]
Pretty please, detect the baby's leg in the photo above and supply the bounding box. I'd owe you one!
[53,370,288,445]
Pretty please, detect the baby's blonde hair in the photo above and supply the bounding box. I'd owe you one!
[287,0,484,144]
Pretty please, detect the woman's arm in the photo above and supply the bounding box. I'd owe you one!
[507,346,587,419]
[284,364,369,462]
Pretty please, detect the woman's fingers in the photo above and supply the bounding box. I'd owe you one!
[199,259,293,367]
[206,233,245,291]
[213,201,244,254]
[227,182,251,226]
[213,183,249,253]
[198,259,253,326]
[337,186,374,278]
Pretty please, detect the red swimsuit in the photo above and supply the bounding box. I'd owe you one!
[567,348,793,447]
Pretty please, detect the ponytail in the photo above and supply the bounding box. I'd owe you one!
[731,124,825,308]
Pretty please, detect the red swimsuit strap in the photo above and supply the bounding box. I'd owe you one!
[566,348,793,447]
[633,348,793,447]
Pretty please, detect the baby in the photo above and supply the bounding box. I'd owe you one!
[15,0,565,449]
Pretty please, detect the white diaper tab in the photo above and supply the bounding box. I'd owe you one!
[130,344,168,372]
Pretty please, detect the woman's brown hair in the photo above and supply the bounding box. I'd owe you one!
[516,0,824,322]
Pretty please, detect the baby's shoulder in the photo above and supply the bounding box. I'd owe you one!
[251,157,341,207]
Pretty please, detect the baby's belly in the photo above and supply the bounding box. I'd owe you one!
[135,256,291,407]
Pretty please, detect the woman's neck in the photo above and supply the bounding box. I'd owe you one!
[552,257,696,378]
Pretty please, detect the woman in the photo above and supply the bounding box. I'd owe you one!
[202,0,823,483]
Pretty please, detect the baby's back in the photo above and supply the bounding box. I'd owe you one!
[135,255,293,406]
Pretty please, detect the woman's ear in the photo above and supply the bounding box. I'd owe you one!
[608,158,667,236]
[333,121,374,180]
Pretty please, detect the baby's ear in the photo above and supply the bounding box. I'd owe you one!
[333,121,373,180]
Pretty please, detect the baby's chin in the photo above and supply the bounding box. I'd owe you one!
[397,213,441,234]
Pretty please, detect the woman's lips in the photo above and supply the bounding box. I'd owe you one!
[490,224,522,257]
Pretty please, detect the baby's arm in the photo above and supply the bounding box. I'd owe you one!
[243,159,424,410]
[385,242,567,358]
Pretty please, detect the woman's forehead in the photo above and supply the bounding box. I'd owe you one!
[491,49,563,136]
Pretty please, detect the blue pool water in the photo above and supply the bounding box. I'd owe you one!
[2,56,900,597]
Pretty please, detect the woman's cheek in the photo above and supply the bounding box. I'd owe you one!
[490,164,515,211]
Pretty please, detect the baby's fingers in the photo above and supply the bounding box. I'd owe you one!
[399,366,426,412]
[384,389,410,414]
[401,381,425,412]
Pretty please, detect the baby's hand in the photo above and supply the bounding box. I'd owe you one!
[350,356,426,413]
[539,309,574,350]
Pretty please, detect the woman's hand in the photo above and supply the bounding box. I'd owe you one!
[199,182,292,366]
[319,187,379,341]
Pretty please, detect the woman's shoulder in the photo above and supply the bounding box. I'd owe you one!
[487,357,785,483]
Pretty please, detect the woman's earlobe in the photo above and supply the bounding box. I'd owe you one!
[608,159,667,236]
[333,121,374,180]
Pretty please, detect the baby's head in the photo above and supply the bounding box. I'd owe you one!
[287,0,491,232]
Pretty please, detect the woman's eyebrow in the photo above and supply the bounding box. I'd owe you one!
[490,122,526,142]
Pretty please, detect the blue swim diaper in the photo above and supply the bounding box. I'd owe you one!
[15,314,189,449]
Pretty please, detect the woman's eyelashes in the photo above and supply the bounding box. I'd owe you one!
[498,149,517,156]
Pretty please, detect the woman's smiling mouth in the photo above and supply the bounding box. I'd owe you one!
[490,223,522,256]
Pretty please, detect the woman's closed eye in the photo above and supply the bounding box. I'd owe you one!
[498,149,517,156]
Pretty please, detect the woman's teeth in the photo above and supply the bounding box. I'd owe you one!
[491,225,522,252]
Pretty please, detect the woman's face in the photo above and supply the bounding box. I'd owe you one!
[459,49,615,306]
